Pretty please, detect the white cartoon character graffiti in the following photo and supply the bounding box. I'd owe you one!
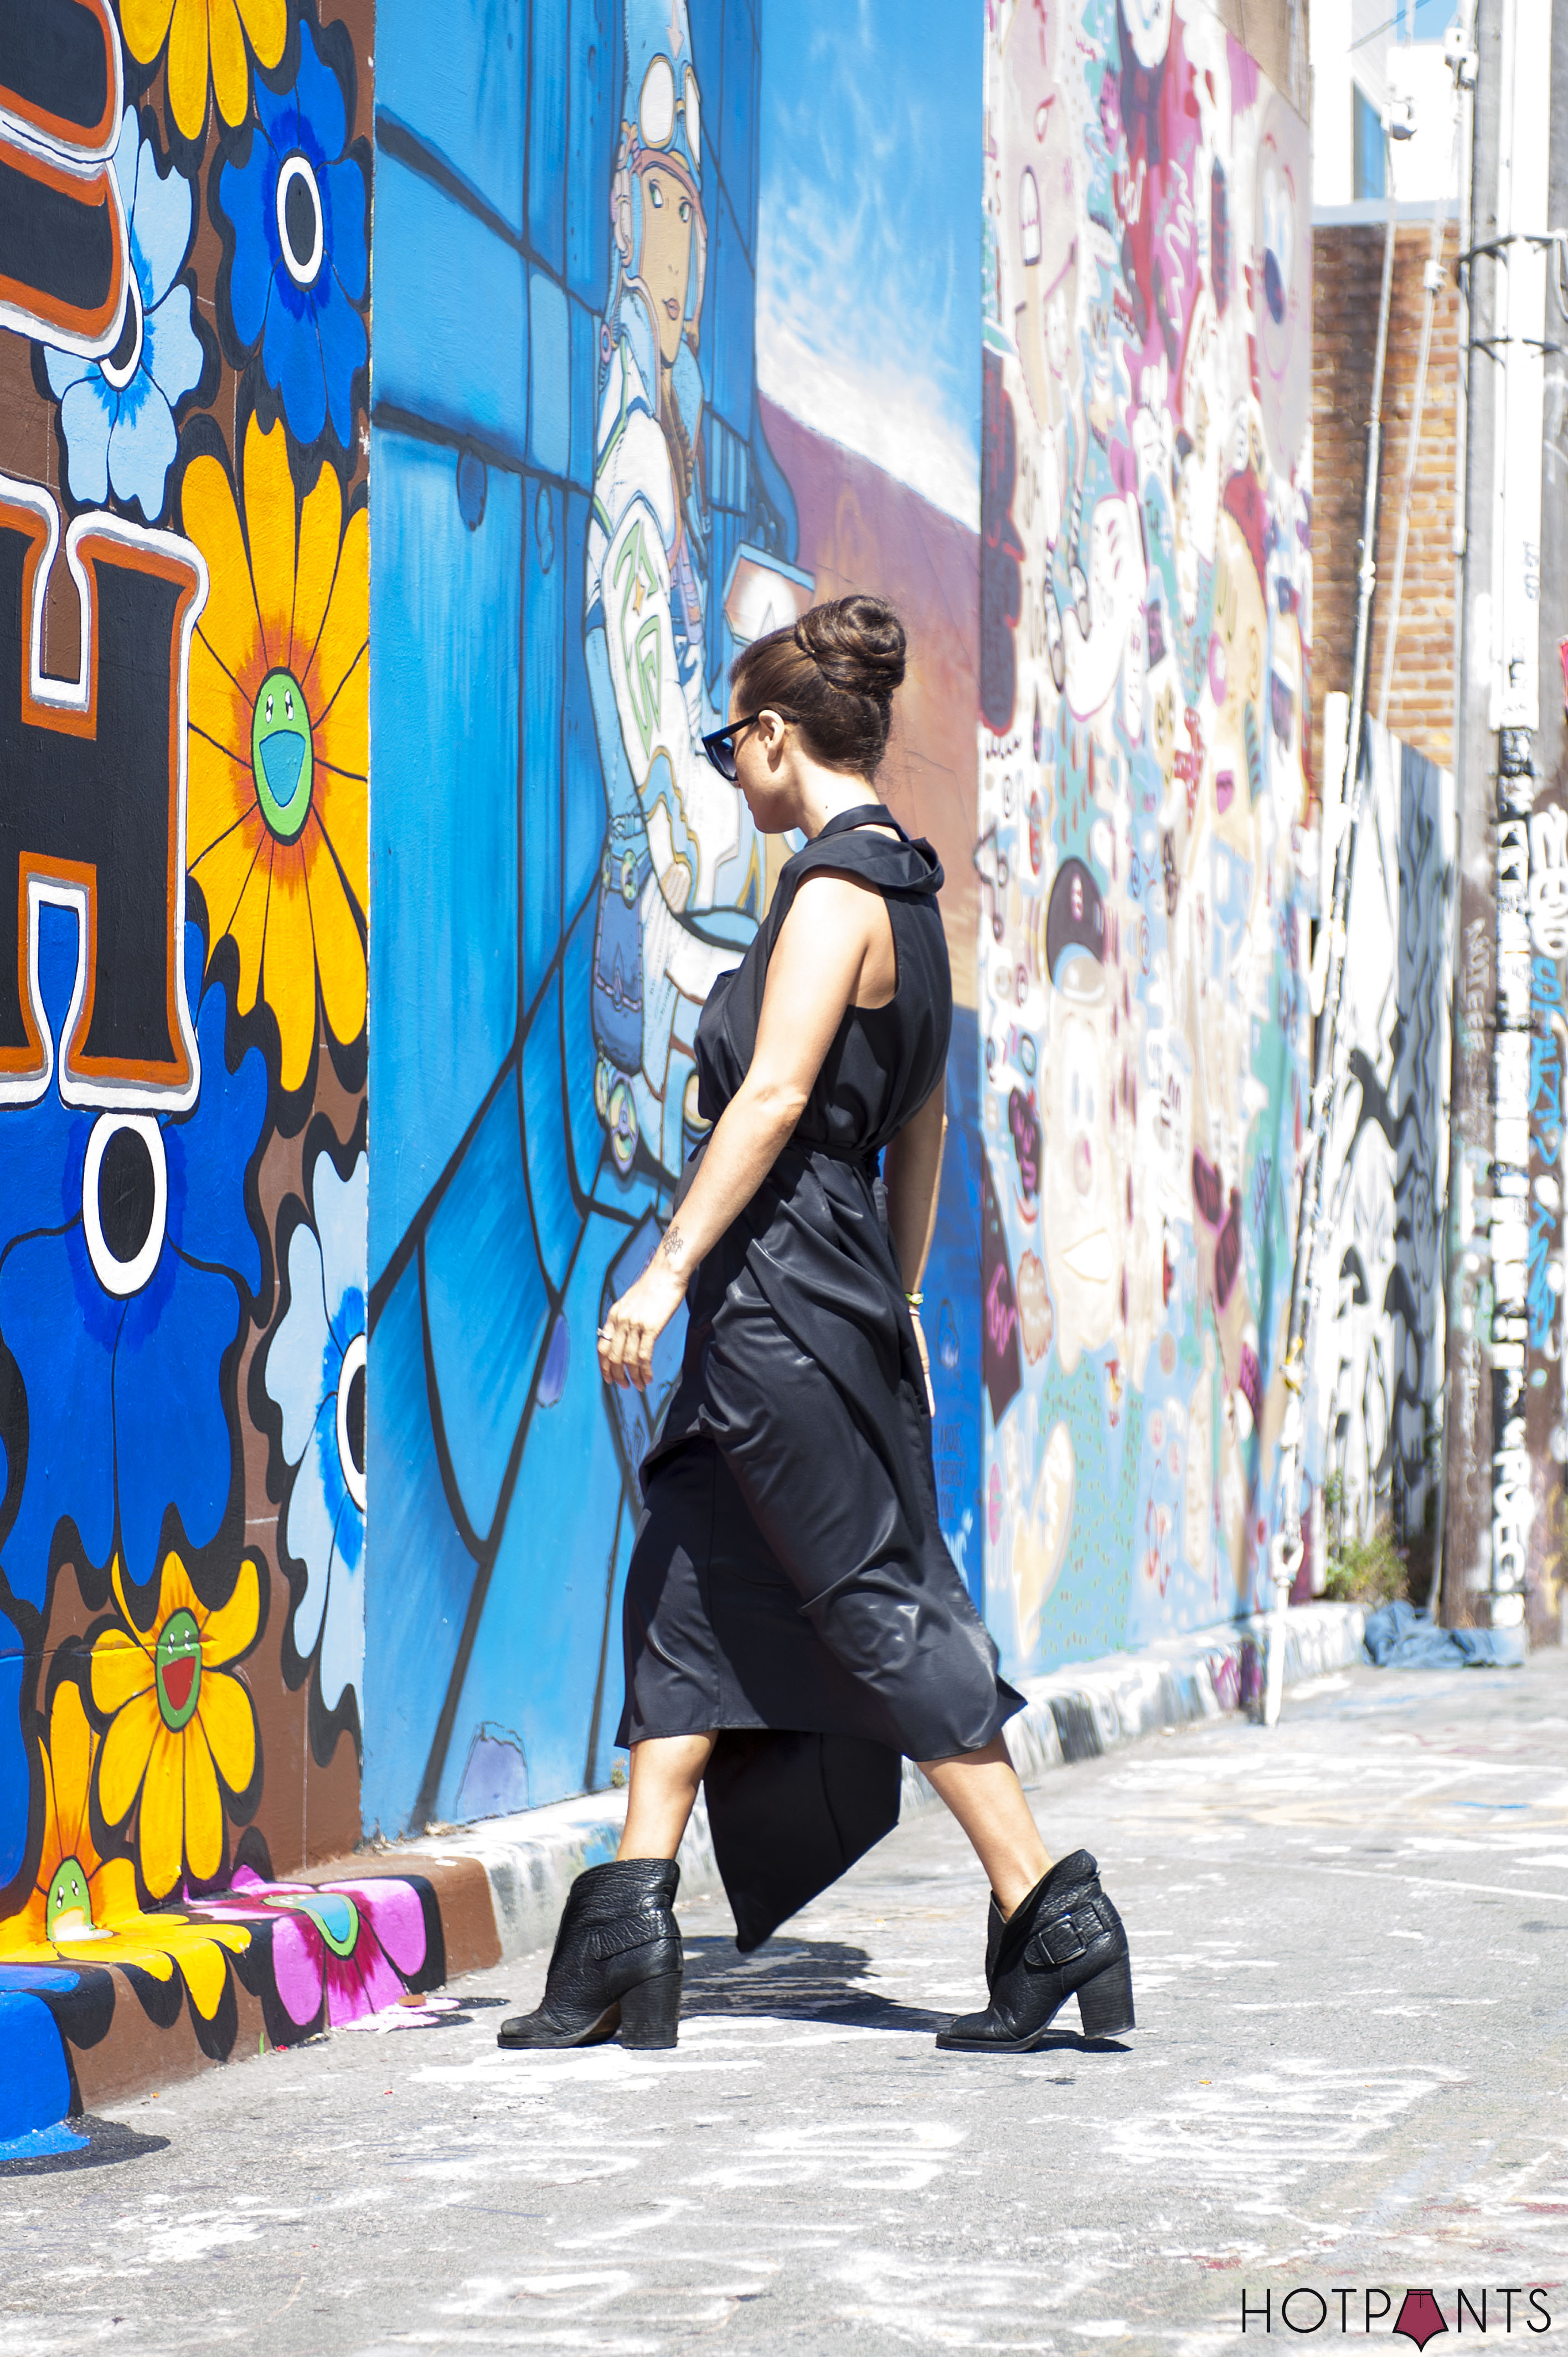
[584,0,760,1184]
[1035,851,1160,1385]
[1064,490,1147,723]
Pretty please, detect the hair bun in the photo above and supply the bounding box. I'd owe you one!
[793,595,907,709]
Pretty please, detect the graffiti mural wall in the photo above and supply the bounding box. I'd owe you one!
[365,0,986,1835]
[0,0,1323,2141]
[978,0,1313,1670]
[0,0,391,2124]
[368,0,792,1836]
[1305,716,1453,1557]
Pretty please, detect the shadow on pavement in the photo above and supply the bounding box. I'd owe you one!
[679,1933,949,2031]
[0,2115,169,2176]
[678,1936,1136,2051]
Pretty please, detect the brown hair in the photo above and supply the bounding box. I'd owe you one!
[731,594,907,776]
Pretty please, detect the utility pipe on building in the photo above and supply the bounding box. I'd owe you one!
[1441,0,1500,1620]
[1485,0,1552,1633]
[1268,123,1407,1726]
[1443,0,1559,1631]
[1428,4,1478,1619]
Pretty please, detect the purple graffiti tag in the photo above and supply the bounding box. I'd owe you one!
[1008,1085,1042,1206]
[981,348,1024,735]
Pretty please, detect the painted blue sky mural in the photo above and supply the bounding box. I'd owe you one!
[757,0,982,526]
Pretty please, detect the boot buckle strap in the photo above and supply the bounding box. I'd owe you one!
[1027,1898,1105,1968]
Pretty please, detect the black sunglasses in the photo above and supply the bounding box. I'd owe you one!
[702,709,792,780]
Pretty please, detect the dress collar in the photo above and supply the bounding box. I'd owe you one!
[812,802,907,845]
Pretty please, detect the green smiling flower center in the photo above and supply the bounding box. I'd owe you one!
[251,667,314,841]
[45,1855,94,1938]
[155,1607,203,1731]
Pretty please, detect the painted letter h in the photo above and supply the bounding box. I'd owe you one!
[0,480,204,1109]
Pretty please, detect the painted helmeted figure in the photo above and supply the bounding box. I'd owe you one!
[585,0,759,1185]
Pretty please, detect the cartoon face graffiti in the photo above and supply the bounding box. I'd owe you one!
[584,0,762,1187]
[641,165,695,366]
[251,670,313,842]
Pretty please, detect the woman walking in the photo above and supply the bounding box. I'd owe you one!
[498,596,1134,2057]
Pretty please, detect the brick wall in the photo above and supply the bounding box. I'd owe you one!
[1312,221,1461,780]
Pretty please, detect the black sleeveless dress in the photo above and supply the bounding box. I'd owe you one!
[615,806,1024,1948]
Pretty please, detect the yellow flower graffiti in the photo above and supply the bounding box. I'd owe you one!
[3,1681,135,1946]
[182,414,368,1093]
[120,0,287,143]
[90,1552,261,1902]
[0,1681,249,2020]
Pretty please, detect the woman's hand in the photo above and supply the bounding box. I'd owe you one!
[598,1248,689,1391]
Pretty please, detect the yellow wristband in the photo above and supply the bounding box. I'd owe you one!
[905,1290,924,1308]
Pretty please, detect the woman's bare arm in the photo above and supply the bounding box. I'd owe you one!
[599,871,889,1388]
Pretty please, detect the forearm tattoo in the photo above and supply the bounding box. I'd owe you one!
[659,1221,689,1271]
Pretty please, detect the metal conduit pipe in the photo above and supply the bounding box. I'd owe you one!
[1265,135,1406,1727]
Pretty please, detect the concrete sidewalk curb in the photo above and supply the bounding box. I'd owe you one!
[0,1602,1367,2137]
[401,1600,1368,1964]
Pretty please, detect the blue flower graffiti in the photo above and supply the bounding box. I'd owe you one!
[0,913,266,1609]
[216,20,368,448]
[265,1146,367,1718]
[0,0,376,2143]
[43,109,205,522]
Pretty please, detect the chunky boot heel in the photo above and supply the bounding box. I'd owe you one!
[936,1850,1134,2055]
[498,1859,682,2050]
[1076,1952,1136,2038]
[619,1970,682,2049]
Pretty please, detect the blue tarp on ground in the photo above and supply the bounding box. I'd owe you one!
[1364,1600,1528,1670]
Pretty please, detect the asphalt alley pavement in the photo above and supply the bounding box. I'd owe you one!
[4,1652,1568,2354]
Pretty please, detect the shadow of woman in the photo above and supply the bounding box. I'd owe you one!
[678,1933,950,2032]
[677,1936,1134,2052]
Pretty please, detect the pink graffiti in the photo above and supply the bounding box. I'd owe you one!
[986,1264,1018,1357]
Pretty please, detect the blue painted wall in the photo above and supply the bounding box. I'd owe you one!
[366,0,818,1834]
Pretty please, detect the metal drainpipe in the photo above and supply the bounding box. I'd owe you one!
[1441,0,1505,1624]
[1426,2,1479,1618]
[1266,132,1406,1727]
[1484,0,1552,1635]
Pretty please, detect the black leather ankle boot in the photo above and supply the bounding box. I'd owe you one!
[937,1850,1134,2053]
[986,1892,1005,1986]
[497,1859,683,2050]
